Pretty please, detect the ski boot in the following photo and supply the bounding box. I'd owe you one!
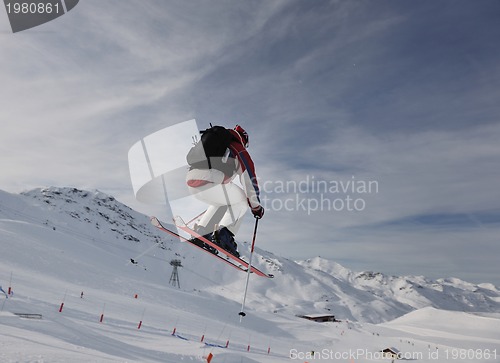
[189,232,218,255]
[213,227,240,258]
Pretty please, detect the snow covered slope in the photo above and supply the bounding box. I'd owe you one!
[1,187,499,362]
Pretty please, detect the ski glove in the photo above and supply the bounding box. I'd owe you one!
[251,205,264,219]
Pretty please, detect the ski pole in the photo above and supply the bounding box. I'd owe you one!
[239,217,259,320]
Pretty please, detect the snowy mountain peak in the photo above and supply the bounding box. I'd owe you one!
[297,256,352,280]
[293,255,500,323]
[22,186,118,209]
[20,186,164,245]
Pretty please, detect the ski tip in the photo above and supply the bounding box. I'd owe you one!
[238,311,246,317]
[173,215,186,227]
[150,216,161,227]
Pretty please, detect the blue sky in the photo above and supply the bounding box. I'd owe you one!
[1,1,500,285]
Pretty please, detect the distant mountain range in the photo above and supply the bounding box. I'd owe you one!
[2,186,499,324]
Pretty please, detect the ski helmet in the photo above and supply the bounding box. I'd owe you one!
[234,125,249,148]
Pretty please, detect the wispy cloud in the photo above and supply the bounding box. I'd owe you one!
[1,1,499,284]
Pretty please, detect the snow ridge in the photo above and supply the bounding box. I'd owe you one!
[298,257,499,321]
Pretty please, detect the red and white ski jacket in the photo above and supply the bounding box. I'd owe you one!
[227,129,261,210]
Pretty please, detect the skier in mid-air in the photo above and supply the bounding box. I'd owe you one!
[185,125,264,257]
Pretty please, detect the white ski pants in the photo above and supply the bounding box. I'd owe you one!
[186,169,248,235]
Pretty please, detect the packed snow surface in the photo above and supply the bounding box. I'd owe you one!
[1,187,499,362]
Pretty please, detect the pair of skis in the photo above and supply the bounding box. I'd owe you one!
[151,216,273,279]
